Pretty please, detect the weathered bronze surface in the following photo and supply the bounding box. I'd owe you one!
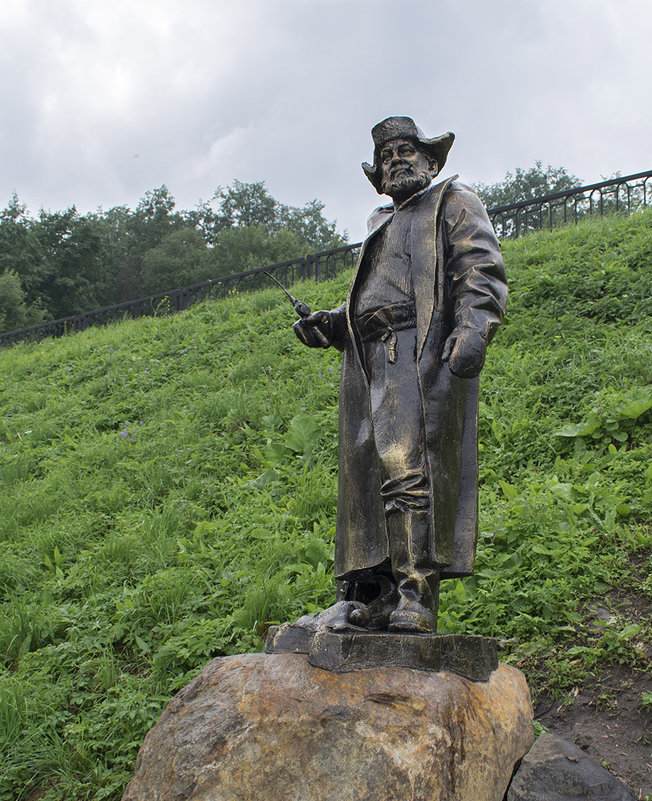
[265,623,316,655]
[293,116,508,635]
[310,632,498,680]
[264,625,498,681]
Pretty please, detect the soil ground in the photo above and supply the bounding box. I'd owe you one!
[531,562,651,799]
[535,666,651,799]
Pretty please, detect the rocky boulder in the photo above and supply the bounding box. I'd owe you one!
[122,652,534,801]
[506,732,637,800]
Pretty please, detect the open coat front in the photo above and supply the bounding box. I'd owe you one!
[333,177,508,581]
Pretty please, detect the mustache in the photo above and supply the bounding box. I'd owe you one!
[380,167,432,197]
[389,161,413,178]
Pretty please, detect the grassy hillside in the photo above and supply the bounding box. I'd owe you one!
[1,212,650,801]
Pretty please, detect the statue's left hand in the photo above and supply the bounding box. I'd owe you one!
[441,328,487,378]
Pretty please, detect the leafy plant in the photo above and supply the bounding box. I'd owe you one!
[0,211,650,800]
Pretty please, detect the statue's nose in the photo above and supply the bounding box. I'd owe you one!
[390,154,409,172]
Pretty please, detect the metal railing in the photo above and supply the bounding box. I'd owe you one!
[0,243,362,347]
[488,169,652,239]
[2,169,650,347]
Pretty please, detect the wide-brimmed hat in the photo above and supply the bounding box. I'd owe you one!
[362,116,455,194]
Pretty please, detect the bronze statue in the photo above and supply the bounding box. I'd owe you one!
[294,117,508,633]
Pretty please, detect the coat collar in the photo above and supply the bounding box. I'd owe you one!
[363,178,451,240]
[346,175,458,369]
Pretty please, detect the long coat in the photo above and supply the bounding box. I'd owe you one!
[332,176,507,581]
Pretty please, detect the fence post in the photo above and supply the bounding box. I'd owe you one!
[3,170,651,348]
[305,254,314,280]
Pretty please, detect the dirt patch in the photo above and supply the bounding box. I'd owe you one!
[535,666,651,799]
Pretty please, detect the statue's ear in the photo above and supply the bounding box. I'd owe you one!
[429,159,439,176]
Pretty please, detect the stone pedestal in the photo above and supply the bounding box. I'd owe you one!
[122,652,534,801]
[265,624,499,680]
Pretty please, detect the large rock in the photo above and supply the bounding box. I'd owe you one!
[122,653,534,801]
[506,732,637,800]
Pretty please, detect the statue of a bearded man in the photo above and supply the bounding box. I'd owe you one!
[294,116,508,633]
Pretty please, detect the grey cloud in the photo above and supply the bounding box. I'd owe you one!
[1,0,650,240]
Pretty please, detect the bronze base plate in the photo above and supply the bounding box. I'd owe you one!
[264,624,498,682]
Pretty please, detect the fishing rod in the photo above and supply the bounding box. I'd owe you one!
[263,271,312,318]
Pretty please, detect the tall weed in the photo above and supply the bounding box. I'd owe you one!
[0,211,650,800]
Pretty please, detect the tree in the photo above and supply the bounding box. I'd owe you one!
[215,180,278,231]
[0,194,44,303]
[202,183,348,278]
[207,225,306,277]
[279,199,344,251]
[89,186,188,303]
[473,162,583,209]
[0,269,45,332]
[141,228,210,294]
[0,180,347,321]
[95,204,141,305]
[208,180,347,251]
[132,186,184,251]
[33,207,108,318]
[0,269,29,331]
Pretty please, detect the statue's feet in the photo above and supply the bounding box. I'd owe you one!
[339,573,399,631]
[363,577,399,630]
[388,599,435,633]
[348,604,371,628]
[295,600,370,632]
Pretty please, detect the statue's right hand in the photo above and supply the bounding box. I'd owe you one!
[293,310,333,348]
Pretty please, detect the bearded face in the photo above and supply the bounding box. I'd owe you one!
[378,138,439,203]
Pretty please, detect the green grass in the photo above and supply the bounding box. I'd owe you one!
[1,211,650,800]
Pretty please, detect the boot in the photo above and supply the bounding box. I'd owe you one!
[340,572,399,630]
[350,573,398,630]
[386,510,440,633]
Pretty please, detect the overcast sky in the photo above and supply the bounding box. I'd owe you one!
[1,0,650,241]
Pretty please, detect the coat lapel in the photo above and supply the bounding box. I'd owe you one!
[411,175,457,361]
[346,204,393,306]
[345,204,394,373]
[345,175,457,367]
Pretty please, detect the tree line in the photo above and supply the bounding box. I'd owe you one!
[0,180,348,332]
[472,161,582,209]
[0,164,582,333]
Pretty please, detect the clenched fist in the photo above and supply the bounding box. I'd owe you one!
[441,328,487,378]
[293,310,334,348]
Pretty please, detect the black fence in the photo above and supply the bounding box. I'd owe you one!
[0,243,362,348]
[2,169,650,348]
[488,169,652,239]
